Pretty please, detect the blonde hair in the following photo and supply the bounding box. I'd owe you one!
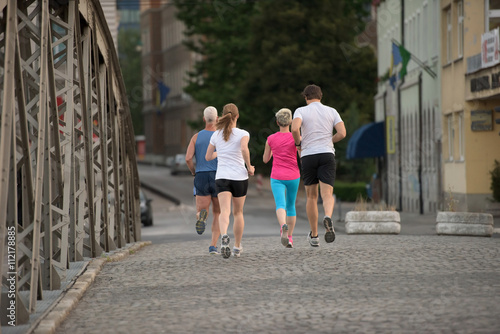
[275,108,292,127]
[203,106,217,123]
[216,103,239,141]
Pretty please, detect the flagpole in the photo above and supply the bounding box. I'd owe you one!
[397,2,404,212]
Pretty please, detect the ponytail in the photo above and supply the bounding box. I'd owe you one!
[217,103,239,141]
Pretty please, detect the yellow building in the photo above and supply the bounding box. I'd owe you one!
[441,0,500,211]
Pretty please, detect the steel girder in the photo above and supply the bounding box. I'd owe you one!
[0,0,140,325]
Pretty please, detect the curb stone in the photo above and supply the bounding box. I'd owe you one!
[28,241,152,334]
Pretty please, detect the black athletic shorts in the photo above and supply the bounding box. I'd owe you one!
[215,179,249,198]
[194,171,217,197]
[300,153,336,187]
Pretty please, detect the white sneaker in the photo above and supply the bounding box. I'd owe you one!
[307,232,319,247]
[233,246,243,258]
[280,224,289,247]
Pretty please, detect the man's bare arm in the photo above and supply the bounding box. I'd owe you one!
[332,122,346,143]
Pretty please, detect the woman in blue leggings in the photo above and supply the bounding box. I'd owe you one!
[263,108,301,248]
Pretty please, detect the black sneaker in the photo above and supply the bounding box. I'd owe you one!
[323,216,336,243]
[221,234,231,259]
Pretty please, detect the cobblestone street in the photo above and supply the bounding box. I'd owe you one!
[56,227,500,333]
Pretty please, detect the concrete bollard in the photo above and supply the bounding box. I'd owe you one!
[436,212,494,237]
[345,211,401,234]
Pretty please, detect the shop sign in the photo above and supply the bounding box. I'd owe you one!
[482,28,500,68]
[470,110,493,131]
[386,116,396,154]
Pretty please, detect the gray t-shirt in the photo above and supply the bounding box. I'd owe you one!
[293,101,343,157]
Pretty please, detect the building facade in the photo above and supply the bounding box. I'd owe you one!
[101,0,119,51]
[442,0,500,211]
[375,0,443,213]
[140,2,202,162]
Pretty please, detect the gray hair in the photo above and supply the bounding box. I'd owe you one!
[275,108,292,127]
[203,106,218,123]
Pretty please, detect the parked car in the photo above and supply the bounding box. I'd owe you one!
[170,153,192,175]
[140,190,153,226]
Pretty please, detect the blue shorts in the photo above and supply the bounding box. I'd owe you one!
[194,171,217,197]
[270,177,300,216]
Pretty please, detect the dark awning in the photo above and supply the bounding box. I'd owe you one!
[346,121,385,159]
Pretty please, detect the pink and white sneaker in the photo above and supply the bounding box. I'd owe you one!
[287,236,293,248]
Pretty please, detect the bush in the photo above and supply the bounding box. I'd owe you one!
[334,181,368,202]
[490,160,500,202]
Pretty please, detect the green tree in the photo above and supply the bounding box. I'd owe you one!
[174,0,257,110]
[239,0,377,177]
[118,28,143,135]
[174,0,377,179]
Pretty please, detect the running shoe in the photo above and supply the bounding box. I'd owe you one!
[287,236,293,248]
[280,224,289,247]
[233,246,243,258]
[209,246,219,254]
[195,209,208,235]
[307,231,319,247]
[221,234,231,259]
[323,216,336,243]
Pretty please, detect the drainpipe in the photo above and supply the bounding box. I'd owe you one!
[383,90,389,205]
[418,71,423,214]
[398,0,405,211]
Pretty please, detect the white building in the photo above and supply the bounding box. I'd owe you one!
[374,0,442,213]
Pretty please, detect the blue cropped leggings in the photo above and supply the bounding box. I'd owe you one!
[270,177,300,217]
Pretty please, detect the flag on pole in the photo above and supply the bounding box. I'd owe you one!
[157,80,170,107]
[391,42,411,79]
[392,42,402,67]
[389,74,397,90]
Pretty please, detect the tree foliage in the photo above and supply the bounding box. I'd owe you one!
[118,28,143,135]
[174,0,256,109]
[174,0,377,180]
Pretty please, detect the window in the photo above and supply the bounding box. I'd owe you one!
[487,0,500,31]
[458,112,464,160]
[433,0,439,57]
[446,8,452,63]
[447,114,454,161]
[417,11,421,59]
[457,0,464,57]
[412,16,417,55]
[423,4,428,62]
[405,20,409,47]
[141,28,150,55]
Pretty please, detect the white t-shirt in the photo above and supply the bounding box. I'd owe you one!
[210,128,250,181]
[293,101,343,157]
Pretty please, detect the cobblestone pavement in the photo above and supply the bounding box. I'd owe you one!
[56,229,500,334]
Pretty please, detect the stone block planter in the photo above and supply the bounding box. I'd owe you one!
[436,212,494,237]
[345,211,401,234]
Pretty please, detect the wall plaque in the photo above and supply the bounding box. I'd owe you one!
[471,110,493,131]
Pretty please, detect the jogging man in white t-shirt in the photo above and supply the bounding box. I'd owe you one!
[291,84,346,247]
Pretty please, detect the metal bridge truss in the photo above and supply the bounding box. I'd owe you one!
[0,0,141,325]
